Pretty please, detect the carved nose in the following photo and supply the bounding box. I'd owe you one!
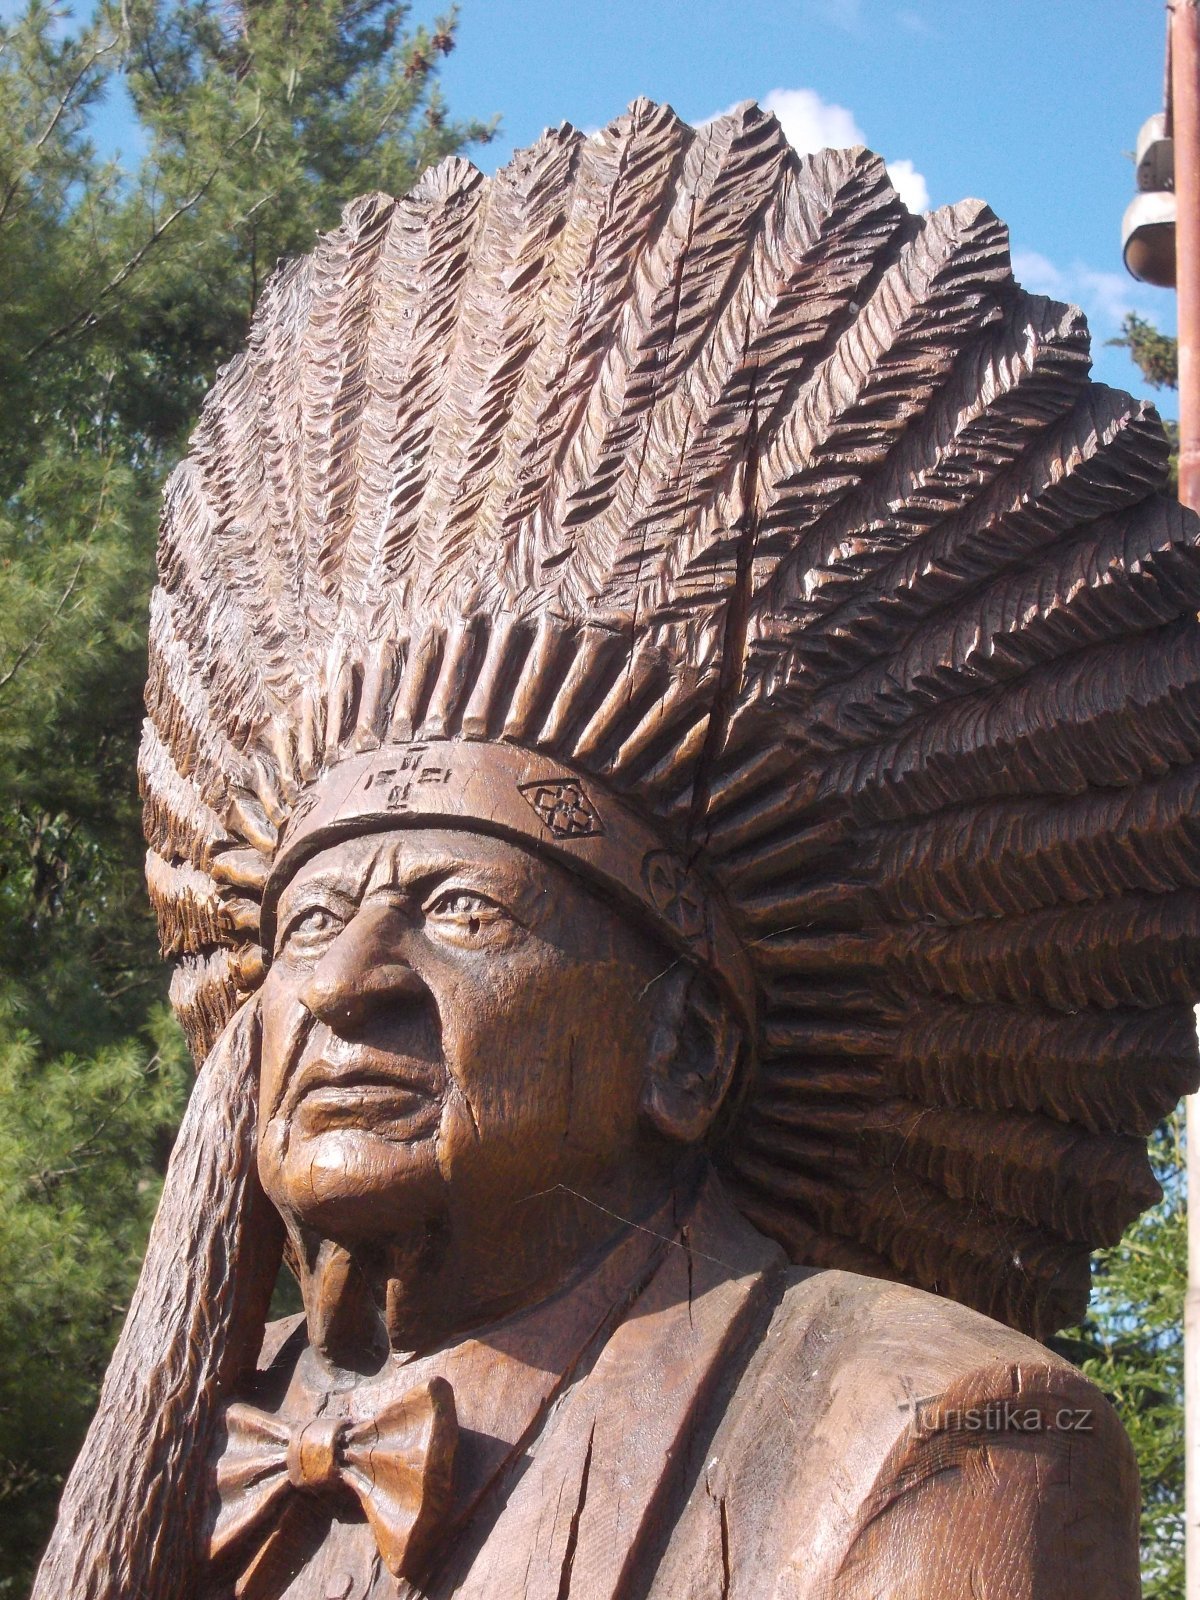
[299,904,429,1033]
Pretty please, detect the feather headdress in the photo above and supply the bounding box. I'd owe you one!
[139,97,1200,1343]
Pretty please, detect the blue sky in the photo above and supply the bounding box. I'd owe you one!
[75,0,1178,403]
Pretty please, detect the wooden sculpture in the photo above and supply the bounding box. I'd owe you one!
[32,98,1200,1599]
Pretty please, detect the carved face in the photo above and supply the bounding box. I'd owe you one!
[256,827,679,1241]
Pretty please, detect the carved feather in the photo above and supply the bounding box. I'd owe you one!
[139,97,1200,1337]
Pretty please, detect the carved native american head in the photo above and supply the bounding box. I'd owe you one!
[35,98,1200,1600]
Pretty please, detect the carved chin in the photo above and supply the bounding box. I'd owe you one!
[257,1109,447,1236]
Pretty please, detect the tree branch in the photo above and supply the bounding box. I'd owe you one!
[26,1055,162,1196]
[0,550,88,699]
[0,33,120,230]
[23,115,265,359]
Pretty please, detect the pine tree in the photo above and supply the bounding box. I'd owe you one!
[1109,311,1180,390]
[0,4,492,1588]
[1034,309,1189,1598]
[1054,1118,1187,1597]
[1108,311,1180,489]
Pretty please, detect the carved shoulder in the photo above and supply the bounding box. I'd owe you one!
[834,1348,1140,1600]
[644,1266,1138,1600]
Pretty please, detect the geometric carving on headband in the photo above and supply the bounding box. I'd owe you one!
[641,849,707,944]
[517,778,604,840]
[139,93,1200,1338]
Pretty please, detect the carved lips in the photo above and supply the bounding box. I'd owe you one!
[285,1048,446,1141]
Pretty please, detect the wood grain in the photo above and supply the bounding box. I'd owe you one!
[35,93,1197,1598]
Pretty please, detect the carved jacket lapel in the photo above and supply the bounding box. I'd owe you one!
[441,1177,783,1600]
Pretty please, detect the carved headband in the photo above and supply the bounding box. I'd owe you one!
[260,740,757,1031]
[136,100,1200,1337]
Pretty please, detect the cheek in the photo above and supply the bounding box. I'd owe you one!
[256,974,311,1121]
[435,953,651,1138]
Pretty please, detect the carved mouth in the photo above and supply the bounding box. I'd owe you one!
[285,1055,445,1135]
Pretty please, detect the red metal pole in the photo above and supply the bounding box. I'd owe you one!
[1174,0,1200,512]
[1174,8,1200,1597]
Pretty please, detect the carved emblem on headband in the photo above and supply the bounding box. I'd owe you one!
[136,95,1200,1354]
[641,850,707,944]
[518,779,603,839]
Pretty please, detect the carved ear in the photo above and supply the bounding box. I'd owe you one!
[639,966,742,1144]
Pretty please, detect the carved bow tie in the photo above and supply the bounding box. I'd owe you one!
[210,1377,457,1591]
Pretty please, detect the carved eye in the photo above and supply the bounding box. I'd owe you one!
[424,887,507,937]
[279,904,344,955]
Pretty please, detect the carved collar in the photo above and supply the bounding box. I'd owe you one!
[206,1185,693,1600]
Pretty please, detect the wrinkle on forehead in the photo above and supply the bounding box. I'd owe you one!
[277,826,567,928]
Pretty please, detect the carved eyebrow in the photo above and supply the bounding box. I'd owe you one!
[275,852,374,919]
[363,847,546,923]
[274,877,361,929]
[277,835,552,926]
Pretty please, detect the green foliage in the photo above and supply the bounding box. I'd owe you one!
[1109,311,1180,391]
[0,2,491,1588]
[1077,315,1186,1596]
[1054,1116,1187,1598]
[1107,312,1180,491]
[0,1000,190,1591]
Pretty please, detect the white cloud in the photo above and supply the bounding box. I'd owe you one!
[1011,247,1157,333]
[1078,267,1149,324]
[760,88,865,155]
[882,157,930,214]
[896,8,933,34]
[752,87,932,214]
[1009,249,1062,292]
[806,0,866,32]
[1010,250,1181,399]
